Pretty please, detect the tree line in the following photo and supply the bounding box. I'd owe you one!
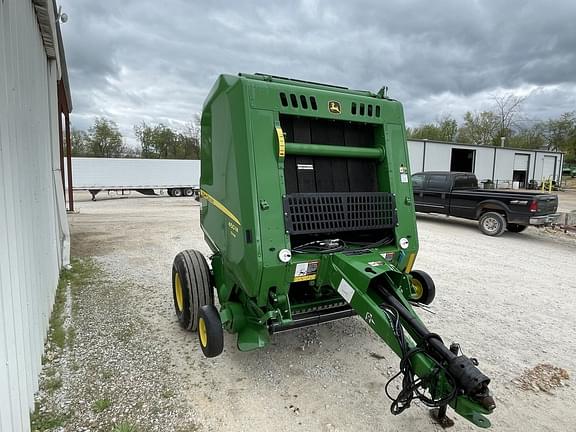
[407,95,576,162]
[69,117,201,160]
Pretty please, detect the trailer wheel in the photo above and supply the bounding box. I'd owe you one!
[172,188,183,197]
[507,223,527,233]
[172,250,213,331]
[409,270,436,305]
[167,188,174,197]
[184,188,194,197]
[198,305,224,358]
[478,212,506,236]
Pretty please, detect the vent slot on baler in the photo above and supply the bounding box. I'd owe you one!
[280,115,395,246]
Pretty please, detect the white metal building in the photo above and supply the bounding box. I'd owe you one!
[408,139,564,188]
[0,1,71,431]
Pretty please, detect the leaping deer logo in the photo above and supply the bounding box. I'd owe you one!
[328,100,341,114]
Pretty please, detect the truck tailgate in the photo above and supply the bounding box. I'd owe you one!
[536,195,558,215]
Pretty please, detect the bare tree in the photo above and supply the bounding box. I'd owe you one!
[492,94,526,142]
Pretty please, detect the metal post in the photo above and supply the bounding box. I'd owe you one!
[58,110,65,194]
[65,111,74,212]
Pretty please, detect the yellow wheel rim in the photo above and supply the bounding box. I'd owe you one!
[175,272,184,312]
[412,279,424,300]
[199,317,208,347]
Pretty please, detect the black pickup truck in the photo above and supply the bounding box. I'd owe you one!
[412,171,559,236]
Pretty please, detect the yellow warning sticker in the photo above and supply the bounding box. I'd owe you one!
[293,274,317,282]
[276,127,285,157]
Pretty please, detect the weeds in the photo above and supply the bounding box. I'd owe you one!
[112,421,139,432]
[92,398,112,413]
[30,403,71,431]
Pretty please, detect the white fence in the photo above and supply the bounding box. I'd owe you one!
[0,0,70,431]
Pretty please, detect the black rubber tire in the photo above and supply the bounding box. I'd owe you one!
[478,212,506,236]
[409,270,436,305]
[167,188,174,197]
[172,188,183,197]
[507,223,527,233]
[172,250,213,331]
[198,305,224,358]
[184,188,194,197]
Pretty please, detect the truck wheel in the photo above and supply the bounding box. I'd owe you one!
[507,223,527,233]
[479,212,506,236]
[184,188,194,197]
[198,305,224,358]
[172,250,213,331]
[167,188,174,197]
[409,270,436,305]
[172,188,183,197]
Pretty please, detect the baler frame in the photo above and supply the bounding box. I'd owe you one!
[171,73,495,428]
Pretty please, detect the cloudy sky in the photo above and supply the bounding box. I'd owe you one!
[59,0,576,146]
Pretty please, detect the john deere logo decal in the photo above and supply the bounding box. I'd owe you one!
[328,100,341,114]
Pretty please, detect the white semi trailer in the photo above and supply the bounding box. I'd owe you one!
[68,157,200,200]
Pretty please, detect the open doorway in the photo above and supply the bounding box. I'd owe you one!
[450,148,475,172]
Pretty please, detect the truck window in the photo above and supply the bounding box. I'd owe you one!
[426,174,449,191]
[453,175,478,189]
[412,174,425,189]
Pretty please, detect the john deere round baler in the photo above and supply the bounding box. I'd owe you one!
[171,73,495,427]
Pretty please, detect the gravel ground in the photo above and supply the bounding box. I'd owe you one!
[35,191,576,431]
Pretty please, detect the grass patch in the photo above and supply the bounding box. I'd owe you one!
[92,398,112,413]
[66,326,76,348]
[112,421,139,432]
[30,404,71,431]
[44,376,62,394]
[48,258,101,351]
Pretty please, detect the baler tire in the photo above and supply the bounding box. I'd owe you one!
[172,250,213,331]
[478,212,506,236]
[409,270,436,305]
[507,223,527,233]
[198,305,224,358]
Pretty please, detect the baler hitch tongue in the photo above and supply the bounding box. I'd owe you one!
[328,255,495,428]
[375,282,496,428]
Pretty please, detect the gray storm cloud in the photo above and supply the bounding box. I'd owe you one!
[59,0,576,142]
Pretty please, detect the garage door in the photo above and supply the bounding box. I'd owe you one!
[541,156,556,180]
[513,154,529,171]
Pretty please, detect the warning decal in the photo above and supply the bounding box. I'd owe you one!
[293,261,319,282]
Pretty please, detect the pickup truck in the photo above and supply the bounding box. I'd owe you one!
[411,171,559,236]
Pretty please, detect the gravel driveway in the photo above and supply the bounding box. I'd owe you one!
[35,191,575,431]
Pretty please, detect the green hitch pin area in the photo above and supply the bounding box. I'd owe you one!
[170,73,496,427]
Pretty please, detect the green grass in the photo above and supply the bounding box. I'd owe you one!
[30,403,71,431]
[48,258,101,350]
[112,421,139,432]
[92,398,112,413]
[44,376,62,394]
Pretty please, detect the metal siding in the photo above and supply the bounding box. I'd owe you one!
[411,140,562,184]
[541,155,556,179]
[407,140,424,173]
[0,1,69,431]
[423,142,451,171]
[472,147,494,180]
[493,148,516,180]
